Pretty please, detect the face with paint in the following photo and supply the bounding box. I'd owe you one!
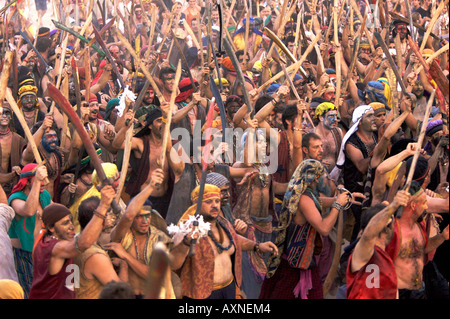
[394,23,409,40]
[359,110,377,133]
[21,93,37,112]
[132,209,152,235]
[42,130,59,153]
[321,109,338,130]
[412,81,424,98]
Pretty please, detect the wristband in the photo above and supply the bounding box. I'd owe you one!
[253,242,260,252]
[332,202,343,211]
[94,210,106,220]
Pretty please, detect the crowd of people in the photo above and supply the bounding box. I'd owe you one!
[0,0,448,300]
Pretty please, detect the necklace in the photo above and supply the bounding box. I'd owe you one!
[208,218,234,254]
[0,128,11,136]
[132,230,150,265]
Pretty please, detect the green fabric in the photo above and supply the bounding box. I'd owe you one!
[8,190,52,252]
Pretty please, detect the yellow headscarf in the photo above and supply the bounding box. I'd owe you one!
[378,78,393,110]
[70,163,118,233]
[0,280,24,299]
[314,102,336,119]
[17,85,39,109]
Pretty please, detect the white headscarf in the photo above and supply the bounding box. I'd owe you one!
[336,104,373,168]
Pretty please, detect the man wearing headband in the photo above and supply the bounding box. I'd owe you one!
[104,169,175,299]
[171,77,207,138]
[8,164,50,298]
[113,105,185,219]
[314,102,343,172]
[29,186,115,299]
[385,181,449,299]
[335,105,378,240]
[0,102,27,196]
[13,83,46,139]
[171,184,277,299]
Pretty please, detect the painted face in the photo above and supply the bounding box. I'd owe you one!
[395,24,408,40]
[0,108,12,125]
[375,112,386,129]
[133,210,152,235]
[323,110,338,129]
[21,94,37,111]
[360,110,377,132]
[412,81,424,98]
[42,130,59,153]
[220,185,231,206]
[144,88,155,104]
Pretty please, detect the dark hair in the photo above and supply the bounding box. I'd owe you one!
[254,94,273,114]
[159,67,176,80]
[360,203,388,232]
[78,196,101,229]
[282,104,297,129]
[302,132,321,149]
[98,281,135,299]
[36,37,52,53]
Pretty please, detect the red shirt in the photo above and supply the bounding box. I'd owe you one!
[29,237,76,299]
[346,246,397,299]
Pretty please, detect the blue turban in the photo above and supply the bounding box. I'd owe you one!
[366,81,390,110]
[267,83,281,96]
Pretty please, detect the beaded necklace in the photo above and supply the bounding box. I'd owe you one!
[132,230,151,265]
[208,218,234,254]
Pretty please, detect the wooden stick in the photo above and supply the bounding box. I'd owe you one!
[0,51,13,108]
[159,60,182,170]
[349,0,375,53]
[257,32,322,94]
[183,19,201,49]
[224,0,237,28]
[404,90,436,191]
[415,43,450,74]
[419,0,448,52]
[116,28,165,103]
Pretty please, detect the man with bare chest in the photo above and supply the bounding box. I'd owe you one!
[113,107,185,218]
[313,102,343,172]
[386,182,449,299]
[0,103,26,195]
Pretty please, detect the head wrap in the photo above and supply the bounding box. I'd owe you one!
[252,61,263,73]
[314,102,336,119]
[69,163,118,233]
[426,119,443,137]
[175,77,198,103]
[10,163,37,195]
[267,83,281,96]
[178,184,222,222]
[145,108,163,125]
[370,102,387,116]
[377,78,393,110]
[405,155,429,187]
[42,203,71,229]
[0,280,24,299]
[104,98,120,121]
[222,56,236,73]
[17,85,38,108]
[214,78,229,87]
[266,159,326,277]
[336,105,373,167]
[366,81,389,110]
[234,17,263,37]
[206,172,230,188]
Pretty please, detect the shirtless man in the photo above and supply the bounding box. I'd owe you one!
[386,182,449,299]
[0,103,26,195]
[105,169,175,299]
[170,184,277,299]
[313,102,343,172]
[113,106,185,218]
